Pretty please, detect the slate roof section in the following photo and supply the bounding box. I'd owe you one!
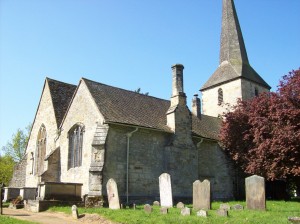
[201,62,270,91]
[47,78,77,127]
[83,78,221,140]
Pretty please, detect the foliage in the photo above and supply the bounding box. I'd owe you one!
[134,88,149,96]
[48,201,300,224]
[0,155,15,186]
[220,69,300,181]
[1,124,31,162]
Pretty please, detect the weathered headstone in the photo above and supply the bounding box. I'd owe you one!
[144,204,153,214]
[106,178,120,210]
[231,204,243,210]
[197,210,207,217]
[176,202,185,209]
[71,205,79,219]
[153,201,160,206]
[246,175,266,210]
[193,180,211,211]
[159,173,173,208]
[160,207,168,215]
[288,217,300,223]
[220,203,230,211]
[216,209,228,217]
[181,207,191,216]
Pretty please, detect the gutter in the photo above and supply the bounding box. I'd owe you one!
[125,127,139,205]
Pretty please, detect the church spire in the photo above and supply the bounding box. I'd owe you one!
[200,0,270,92]
[220,0,248,67]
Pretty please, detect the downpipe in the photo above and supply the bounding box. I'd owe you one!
[126,127,139,205]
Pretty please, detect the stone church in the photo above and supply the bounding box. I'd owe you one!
[6,0,270,204]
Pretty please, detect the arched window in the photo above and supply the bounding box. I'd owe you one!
[35,125,46,176]
[68,124,84,169]
[218,88,223,105]
[255,87,259,97]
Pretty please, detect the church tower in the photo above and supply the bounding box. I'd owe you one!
[200,0,271,117]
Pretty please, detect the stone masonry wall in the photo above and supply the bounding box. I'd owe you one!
[197,140,236,200]
[9,154,27,187]
[102,125,169,202]
[25,81,58,187]
[59,80,104,196]
[202,79,242,117]
[241,79,270,100]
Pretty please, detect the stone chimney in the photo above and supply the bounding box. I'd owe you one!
[192,94,201,118]
[167,64,190,133]
[170,64,186,107]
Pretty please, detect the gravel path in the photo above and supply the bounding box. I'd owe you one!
[3,208,119,224]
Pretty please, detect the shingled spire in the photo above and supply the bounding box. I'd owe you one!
[220,0,248,67]
[201,0,270,91]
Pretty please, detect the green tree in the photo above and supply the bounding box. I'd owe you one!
[0,155,15,186]
[2,124,31,162]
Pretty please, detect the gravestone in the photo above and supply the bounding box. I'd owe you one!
[181,207,191,216]
[176,202,185,209]
[246,175,266,210]
[106,178,120,210]
[153,201,160,206]
[231,204,243,210]
[160,207,168,214]
[197,210,208,217]
[144,204,153,214]
[217,209,228,217]
[288,217,300,223]
[193,180,210,211]
[220,203,230,211]
[71,205,78,219]
[159,173,173,208]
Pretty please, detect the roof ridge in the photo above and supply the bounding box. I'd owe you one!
[46,77,76,87]
[82,77,170,103]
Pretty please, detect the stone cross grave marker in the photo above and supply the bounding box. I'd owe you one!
[106,178,120,210]
[193,179,211,211]
[246,175,266,210]
[159,173,173,208]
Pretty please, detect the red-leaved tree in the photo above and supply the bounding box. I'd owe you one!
[220,69,300,185]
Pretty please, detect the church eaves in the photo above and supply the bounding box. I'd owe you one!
[201,0,270,91]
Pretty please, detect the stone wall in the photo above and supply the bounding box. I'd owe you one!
[102,125,169,202]
[59,80,104,196]
[9,154,27,188]
[241,79,270,100]
[202,78,270,117]
[197,140,238,200]
[25,81,58,187]
[202,79,242,117]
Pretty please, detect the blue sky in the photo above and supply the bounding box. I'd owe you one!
[0,0,299,151]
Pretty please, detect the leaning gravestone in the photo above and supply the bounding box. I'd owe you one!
[197,210,208,217]
[159,173,173,208]
[193,180,211,211]
[246,175,266,210]
[160,207,168,215]
[220,203,230,211]
[106,178,120,210]
[216,209,228,217]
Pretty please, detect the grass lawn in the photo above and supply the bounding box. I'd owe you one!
[0,216,37,224]
[48,200,300,224]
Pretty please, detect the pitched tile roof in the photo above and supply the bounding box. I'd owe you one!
[83,78,221,140]
[47,78,77,127]
[201,63,270,91]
